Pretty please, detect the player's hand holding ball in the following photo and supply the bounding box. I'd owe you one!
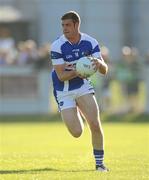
[89,57,102,71]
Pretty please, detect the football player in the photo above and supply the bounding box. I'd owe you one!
[50,11,108,171]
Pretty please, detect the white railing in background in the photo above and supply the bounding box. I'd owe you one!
[0,66,50,114]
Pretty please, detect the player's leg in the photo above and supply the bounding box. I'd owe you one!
[76,93,108,171]
[61,107,84,138]
[55,89,84,138]
[76,93,103,149]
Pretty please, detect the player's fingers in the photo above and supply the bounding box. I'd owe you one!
[93,66,98,71]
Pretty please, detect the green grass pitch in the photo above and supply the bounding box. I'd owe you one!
[0,119,148,180]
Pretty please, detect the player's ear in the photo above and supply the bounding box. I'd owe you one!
[74,21,79,28]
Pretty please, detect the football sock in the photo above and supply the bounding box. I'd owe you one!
[93,149,104,167]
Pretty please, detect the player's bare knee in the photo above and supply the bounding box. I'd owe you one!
[71,129,82,138]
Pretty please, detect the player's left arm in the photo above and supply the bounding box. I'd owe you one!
[90,39,108,75]
[92,55,108,75]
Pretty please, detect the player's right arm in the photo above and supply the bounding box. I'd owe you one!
[53,64,77,81]
[51,41,78,81]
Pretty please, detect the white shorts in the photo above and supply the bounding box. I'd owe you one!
[54,82,95,111]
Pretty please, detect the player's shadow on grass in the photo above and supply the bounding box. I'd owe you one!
[0,168,94,174]
[0,168,58,174]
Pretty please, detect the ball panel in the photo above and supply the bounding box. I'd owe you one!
[76,56,96,77]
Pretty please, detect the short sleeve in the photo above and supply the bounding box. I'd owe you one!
[50,41,65,65]
[91,39,103,61]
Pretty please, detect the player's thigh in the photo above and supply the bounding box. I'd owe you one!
[76,94,101,127]
[61,108,84,137]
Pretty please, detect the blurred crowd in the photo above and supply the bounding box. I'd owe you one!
[0,28,50,69]
[101,45,149,114]
[0,28,149,69]
[98,46,146,113]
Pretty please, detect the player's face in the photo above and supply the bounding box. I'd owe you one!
[62,19,79,39]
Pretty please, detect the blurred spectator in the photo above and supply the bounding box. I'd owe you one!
[0,27,17,65]
[115,46,142,112]
[0,49,7,65]
[100,46,113,111]
[17,40,39,65]
[34,43,51,69]
[145,50,149,65]
[0,27,15,50]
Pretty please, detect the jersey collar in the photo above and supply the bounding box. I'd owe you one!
[62,32,85,45]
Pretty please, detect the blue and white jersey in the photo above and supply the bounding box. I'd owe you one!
[51,33,102,92]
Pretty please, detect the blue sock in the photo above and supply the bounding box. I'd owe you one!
[93,149,104,167]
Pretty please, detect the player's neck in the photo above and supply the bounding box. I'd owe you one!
[68,33,81,44]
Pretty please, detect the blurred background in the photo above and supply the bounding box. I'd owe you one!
[0,0,149,116]
[0,2,148,179]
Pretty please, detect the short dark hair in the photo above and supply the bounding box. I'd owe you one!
[61,11,80,23]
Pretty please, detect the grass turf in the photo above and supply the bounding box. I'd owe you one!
[0,120,148,180]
